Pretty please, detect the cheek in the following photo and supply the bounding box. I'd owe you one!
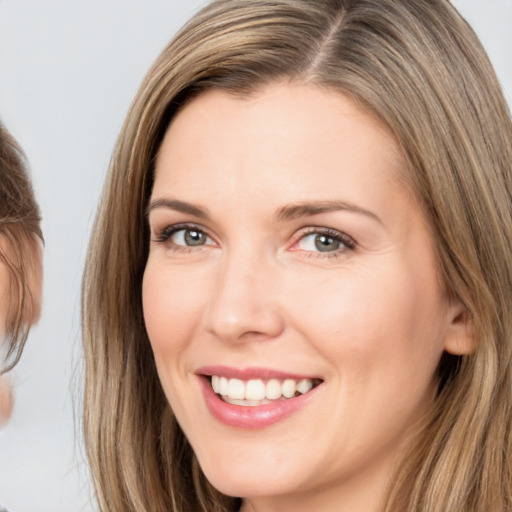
[299,272,446,446]
[0,377,13,425]
[286,261,448,382]
[142,261,207,359]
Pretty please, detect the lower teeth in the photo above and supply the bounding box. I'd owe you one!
[222,397,274,406]
[220,392,303,406]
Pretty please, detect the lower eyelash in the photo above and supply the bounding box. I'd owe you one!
[303,250,342,259]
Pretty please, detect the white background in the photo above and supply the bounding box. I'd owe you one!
[0,1,510,511]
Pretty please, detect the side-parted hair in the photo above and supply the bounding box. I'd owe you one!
[82,1,512,511]
[0,124,43,373]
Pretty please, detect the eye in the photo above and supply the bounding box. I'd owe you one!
[299,233,341,252]
[171,228,210,246]
[292,228,355,255]
[153,224,215,249]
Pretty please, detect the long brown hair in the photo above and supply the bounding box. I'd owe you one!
[82,1,512,510]
[0,123,43,373]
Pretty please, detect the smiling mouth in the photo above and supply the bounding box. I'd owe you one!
[208,375,323,407]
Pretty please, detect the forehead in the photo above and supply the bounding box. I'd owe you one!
[154,83,405,199]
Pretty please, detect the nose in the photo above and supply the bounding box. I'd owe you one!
[202,250,285,344]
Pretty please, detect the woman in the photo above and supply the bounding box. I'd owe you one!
[0,124,43,509]
[82,0,512,511]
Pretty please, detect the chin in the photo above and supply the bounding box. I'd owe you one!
[205,472,288,500]
[197,450,301,499]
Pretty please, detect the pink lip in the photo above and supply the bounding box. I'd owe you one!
[196,366,323,429]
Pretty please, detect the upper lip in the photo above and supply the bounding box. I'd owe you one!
[195,365,322,381]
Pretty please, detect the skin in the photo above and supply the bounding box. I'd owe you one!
[143,83,470,512]
[0,377,13,426]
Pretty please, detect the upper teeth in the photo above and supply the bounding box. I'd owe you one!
[211,376,314,401]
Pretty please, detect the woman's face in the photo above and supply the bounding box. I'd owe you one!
[143,83,465,510]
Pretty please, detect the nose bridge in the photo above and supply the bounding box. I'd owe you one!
[203,243,284,343]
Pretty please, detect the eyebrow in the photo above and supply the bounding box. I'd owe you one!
[274,200,383,225]
[147,198,382,225]
[146,198,209,218]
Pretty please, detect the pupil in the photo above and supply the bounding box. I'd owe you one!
[185,230,205,246]
[315,235,339,252]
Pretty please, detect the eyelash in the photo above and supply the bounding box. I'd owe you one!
[152,223,356,257]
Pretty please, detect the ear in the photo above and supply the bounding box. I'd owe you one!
[443,300,476,355]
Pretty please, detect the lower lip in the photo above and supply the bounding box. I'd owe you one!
[199,377,321,429]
